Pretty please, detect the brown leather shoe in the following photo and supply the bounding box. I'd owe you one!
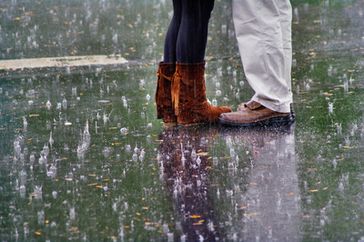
[172,62,231,125]
[155,62,177,124]
[219,101,294,127]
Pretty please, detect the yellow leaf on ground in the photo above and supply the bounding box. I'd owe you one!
[193,220,205,225]
[197,152,209,157]
[322,92,333,97]
[309,189,319,193]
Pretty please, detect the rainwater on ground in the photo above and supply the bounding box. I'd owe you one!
[0,0,364,241]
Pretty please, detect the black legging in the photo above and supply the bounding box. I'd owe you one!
[163,0,215,63]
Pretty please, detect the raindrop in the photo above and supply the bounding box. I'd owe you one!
[163,223,170,234]
[102,147,112,158]
[19,169,27,185]
[139,149,145,161]
[42,144,50,157]
[328,102,334,113]
[125,144,132,152]
[19,185,26,198]
[120,127,128,136]
[122,96,128,108]
[69,207,76,220]
[23,223,29,237]
[140,111,146,119]
[338,181,344,192]
[23,117,28,130]
[147,123,153,129]
[37,210,45,225]
[292,58,297,67]
[132,153,138,162]
[305,82,310,91]
[181,154,186,167]
[208,221,215,232]
[103,112,109,124]
[336,123,342,135]
[191,148,197,160]
[62,97,68,109]
[49,131,54,147]
[33,185,42,200]
[198,235,204,242]
[196,156,201,166]
[212,99,218,106]
[39,155,46,165]
[139,79,145,90]
[112,33,118,44]
[343,80,349,93]
[72,87,77,96]
[213,157,218,166]
[292,6,301,22]
[47,164,57,178]
[29,153,36,164]
[167,233,174,242]
[119,225,124,241]
[216,89,222,97]
[46,100,52,110]
[146,94,151,102]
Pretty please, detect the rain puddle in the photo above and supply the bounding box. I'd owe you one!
[0,0,363,241]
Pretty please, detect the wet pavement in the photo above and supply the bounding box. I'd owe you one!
[1,0,364,241]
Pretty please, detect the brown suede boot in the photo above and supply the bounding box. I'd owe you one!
[219,100,294,127]
[155,62,177,123]
[171,62,231,125]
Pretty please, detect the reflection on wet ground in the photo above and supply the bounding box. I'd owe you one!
[1,0,364,241]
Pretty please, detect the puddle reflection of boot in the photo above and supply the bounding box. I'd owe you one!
[157,126,221,241]
[219,124,301,242]
[220,124,294,159]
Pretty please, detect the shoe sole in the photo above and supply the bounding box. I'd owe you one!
[219,113,295,128]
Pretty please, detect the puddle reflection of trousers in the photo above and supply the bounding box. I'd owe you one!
[232,0,293,113]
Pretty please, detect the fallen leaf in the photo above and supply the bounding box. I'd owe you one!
[193,220,205,225]
[309,189,319,193]
[197,152,209,157]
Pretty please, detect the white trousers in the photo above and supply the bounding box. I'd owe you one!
[232,0,293,113]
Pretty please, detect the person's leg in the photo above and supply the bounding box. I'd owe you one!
[176,0,214,63]
[275,0,293,98]
[164,0,182,63]
[156,0,182,124]
[219,0,294,127]
[171,0,231,124]
[232,0,292,113]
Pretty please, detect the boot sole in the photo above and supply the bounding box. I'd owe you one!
[219,113,295,128]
